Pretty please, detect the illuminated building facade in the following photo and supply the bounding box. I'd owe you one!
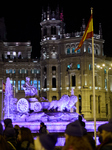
[0,7,112,120]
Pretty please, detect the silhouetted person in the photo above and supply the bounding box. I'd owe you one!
[78,115,85,127]
[39,122,47,135]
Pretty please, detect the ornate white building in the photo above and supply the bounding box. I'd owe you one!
[0,7,112,120]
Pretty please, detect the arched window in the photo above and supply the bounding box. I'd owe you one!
[51,26,56,35]
[67,48,70,54]
[52,96,57,100]
[88,47,90,53]
[72,48,75,53]
[34,80,37,89]
[77,64,80,70]
[7,51,10,59]
[21,80,25,90]
[18,52,21,59]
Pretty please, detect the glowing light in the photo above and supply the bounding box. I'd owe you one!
[52,88,57,91]
[102,64,105,66]
[97,65,100,68]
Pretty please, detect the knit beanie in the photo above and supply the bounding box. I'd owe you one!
[0,123,3,135]
[65,120,83,137]
[39,133,58,150]
[4,118,12,127]
[100,119,112,132]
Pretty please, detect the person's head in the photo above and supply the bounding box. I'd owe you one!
[65,120,83,141]
[63,136,92,150]
[99,119,112,142]
[4,118,12,128]
[34,133,58,150]
[97,124,105,143]
[18,127,34,144]
[14,124,20,139]
[40,122,44,127]
[14,124,20,130]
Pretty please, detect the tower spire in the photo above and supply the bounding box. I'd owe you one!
[56,5,60,20]
[99,23,102,38]
[47,5,51,20]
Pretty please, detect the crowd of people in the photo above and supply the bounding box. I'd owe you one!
[0,116,112,150]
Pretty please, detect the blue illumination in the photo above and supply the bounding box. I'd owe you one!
[6,69,9,73]
[89,64,92,70]
[72,48,75,53]
[104,68,106,74]
[77,64,80,70]
[67,48,70,54]
[18,81,20,90]
[34,80,37,88]
[38,80,40,90]
[9,69,12,73]
[21,80,25,90]
[67,65,71,69]
[77,49,80,53]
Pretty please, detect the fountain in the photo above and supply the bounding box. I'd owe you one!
[3,77,107,134]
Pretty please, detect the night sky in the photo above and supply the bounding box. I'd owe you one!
[0,1,112,58]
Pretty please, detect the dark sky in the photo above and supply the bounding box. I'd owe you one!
[1,1,112,58]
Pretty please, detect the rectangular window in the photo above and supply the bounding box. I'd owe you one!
[21,69,25,74]
[14,80,16,86]
[52,78,56,88]
[95,76,97,86]
[77,49,80,53]
[34,69,37,74]
[21,80,25,90]
[34,80,37,88]
[38,80,40,90]
[105,79,107,89]
[89,64,92,70]
[9,69,12,74]
[72,75,76,86]
[18,81,20,90]
[10,80,13,85]
[6,69,9,73]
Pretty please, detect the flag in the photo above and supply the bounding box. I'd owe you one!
[75,14,93,52]
[3,83,5,92]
